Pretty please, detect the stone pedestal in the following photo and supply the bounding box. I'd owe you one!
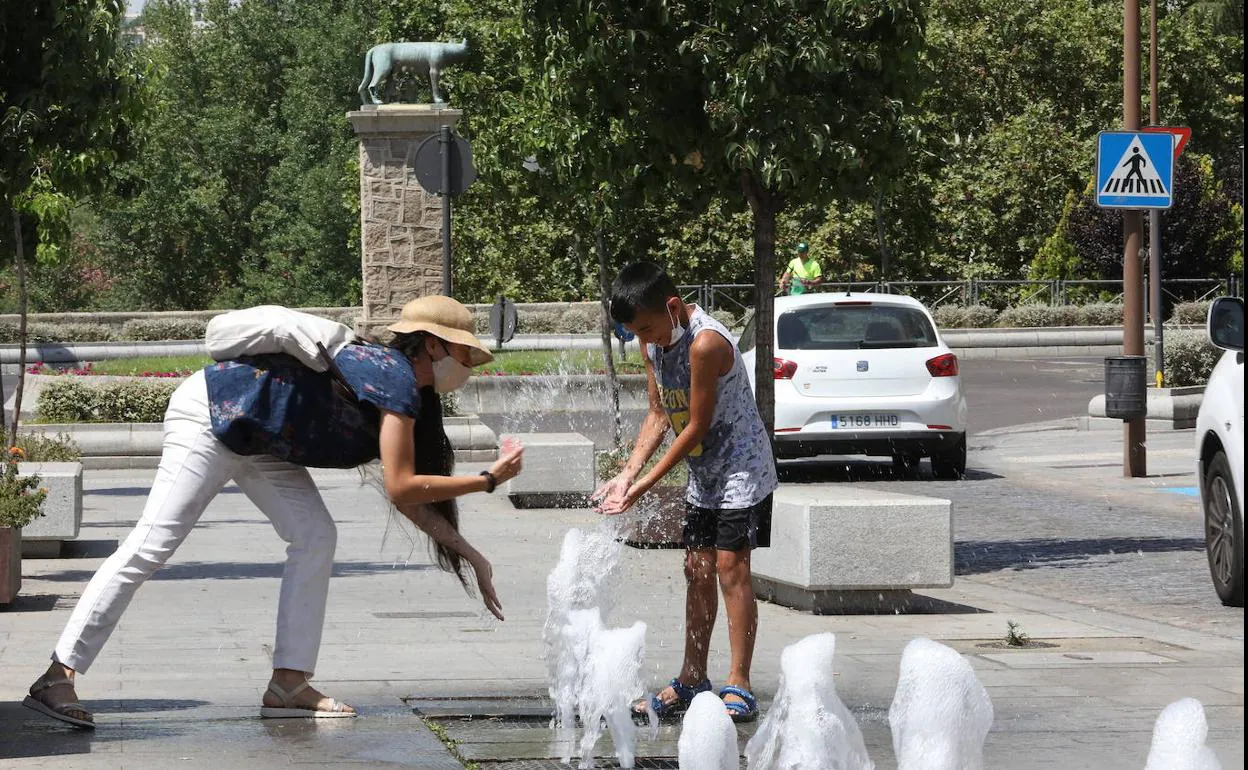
[347,105,462,339]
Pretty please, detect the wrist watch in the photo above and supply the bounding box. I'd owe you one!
[479,470,497,493]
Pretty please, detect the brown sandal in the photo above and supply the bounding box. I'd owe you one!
[23,676,95,729]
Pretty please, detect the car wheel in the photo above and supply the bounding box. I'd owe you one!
[931,434,967,480]
[1203,451,1244,607]
[892,453,922,478]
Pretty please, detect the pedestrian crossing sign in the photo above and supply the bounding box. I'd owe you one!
[1095,131,1175,209]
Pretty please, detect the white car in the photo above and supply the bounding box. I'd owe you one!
[1197,296,1244,607]
[741,293,969,478]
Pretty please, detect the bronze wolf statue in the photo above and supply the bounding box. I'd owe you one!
[357,39,469,105]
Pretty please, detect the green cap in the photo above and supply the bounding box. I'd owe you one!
[796,242,809,253]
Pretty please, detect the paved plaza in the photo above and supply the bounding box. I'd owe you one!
[1,416,1243,768]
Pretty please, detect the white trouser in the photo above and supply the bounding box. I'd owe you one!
[53,370,337,675]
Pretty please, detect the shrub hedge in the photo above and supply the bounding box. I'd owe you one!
[1078,303,1124,326]
[37,379,178,423]
[34,376,461,423]
[7,300,1220,343]
[120,318,208,341]
[1152,330,1223,387]
[1169,301,1211,326]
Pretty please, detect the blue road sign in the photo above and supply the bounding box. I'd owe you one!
[1095,131,1174,209]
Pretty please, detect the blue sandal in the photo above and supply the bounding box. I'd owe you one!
[720,685,759,723]
[632,677,712,720]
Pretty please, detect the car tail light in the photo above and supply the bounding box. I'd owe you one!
[774,358,798,379]
[926,353,959,377]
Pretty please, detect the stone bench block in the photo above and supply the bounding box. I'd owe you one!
[752,485,953,614]
[501,432,595,508]
[17,462,84,557]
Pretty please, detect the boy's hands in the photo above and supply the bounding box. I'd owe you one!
[591,471,635,515]
[597,480,648,515]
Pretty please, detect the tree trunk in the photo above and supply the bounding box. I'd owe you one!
[596,226,622,448]
[741,171,777,435]
[8,209,29,449]
[873,189,891,283]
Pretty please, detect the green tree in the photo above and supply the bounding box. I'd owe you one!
[1,0,140,443]
[1050,153,1241,307]
[525,0,925,429]
[87,0,375,310]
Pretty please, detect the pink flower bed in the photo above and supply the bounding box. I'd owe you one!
[26,362,192,378]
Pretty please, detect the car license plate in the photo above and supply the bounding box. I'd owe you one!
[830,414,899,429]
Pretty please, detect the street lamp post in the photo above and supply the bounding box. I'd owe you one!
[1122,0,1147,477]
[1148,0,1164,389]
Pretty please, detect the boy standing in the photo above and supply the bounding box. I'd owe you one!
[595,262,778,723]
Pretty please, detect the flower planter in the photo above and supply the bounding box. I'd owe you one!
[624,485,686,550]
[0,527,21,605]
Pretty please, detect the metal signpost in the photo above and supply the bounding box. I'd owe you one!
[1094,125,1188,477]
[414,126,477,296]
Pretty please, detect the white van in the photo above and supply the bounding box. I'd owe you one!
[1197,296,1244,606]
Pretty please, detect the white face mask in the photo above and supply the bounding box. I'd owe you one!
[432,355,473,393]
[667,303,687,347]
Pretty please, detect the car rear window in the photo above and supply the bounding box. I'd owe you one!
[777,304,938,350]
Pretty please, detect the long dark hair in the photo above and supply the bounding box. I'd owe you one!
[389,331,469,590]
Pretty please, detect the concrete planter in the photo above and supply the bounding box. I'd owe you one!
[17,462,84,558]
[1086,385,1204,430]
[0,527,20,605]
[624,485,686,550]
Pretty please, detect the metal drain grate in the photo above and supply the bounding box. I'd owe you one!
[475,760,681,769]
[437,714,552,729]
[373,611,478,619]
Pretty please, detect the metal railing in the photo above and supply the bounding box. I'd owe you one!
[680,275,1241,313]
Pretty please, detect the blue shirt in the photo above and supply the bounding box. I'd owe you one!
[204,343,420,468]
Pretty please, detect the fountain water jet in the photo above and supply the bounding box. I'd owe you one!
[545,521,657,768]
[888,637,993,770]
[744,633,873,770]
[1144,698,1221,770]
[576,615,650,769]
[678,691,739,770]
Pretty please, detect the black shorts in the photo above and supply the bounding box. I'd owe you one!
[683,495,773,552]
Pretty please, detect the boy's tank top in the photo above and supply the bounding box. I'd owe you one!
[649,306,778,509]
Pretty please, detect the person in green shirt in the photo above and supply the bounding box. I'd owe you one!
[779,242,822,296]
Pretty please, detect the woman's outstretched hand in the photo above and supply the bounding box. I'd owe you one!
[470,554,504,620]
[489,438,524,485]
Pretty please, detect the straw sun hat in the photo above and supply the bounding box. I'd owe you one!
[386,295,494,366]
